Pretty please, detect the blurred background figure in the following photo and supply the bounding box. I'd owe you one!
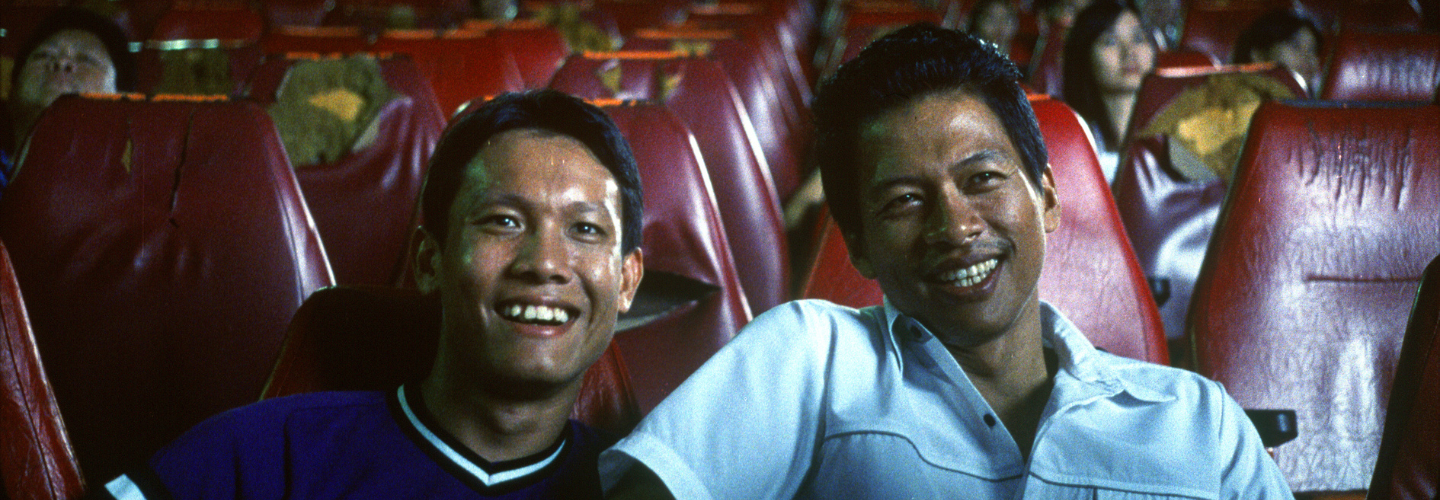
[1036,0,1092,30]
[1233,9,1323,97]
[967,0,1020,57]
[1134,0,1183,49]
[1062,0,1154,182]
[5,8,135,179]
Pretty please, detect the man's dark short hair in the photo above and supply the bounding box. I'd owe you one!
[12,7,137,93]
[1232,9,1323,65]
[811,23,1046,242]
[420,89,644,254]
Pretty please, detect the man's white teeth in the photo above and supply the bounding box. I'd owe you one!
[502,304,570,325]
[942,258,998,287]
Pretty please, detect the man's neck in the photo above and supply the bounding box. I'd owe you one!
[418,366,577,464]
[943,300,1054,460]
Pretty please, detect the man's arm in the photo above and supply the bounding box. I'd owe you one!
[1216,385,1296,499]
[606,463,675,500]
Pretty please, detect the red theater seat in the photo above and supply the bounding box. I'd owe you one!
[624,28,803,201]
[0,94,334,486]
[1178,4,1271,65]
[1322,30,1440,103]
[262,286,642,435]
[480,20,571,88]
[0,241,82,500]
[1189,101,1440,494]
[1026,20,1065,98]
[246,53,446,287]
[593,101,753,412]
[801,97,1168,365]
[550,52,790,314]
[1368,252,1440,500]
[1111,64,1303,345]
[371,29,525,115]
[148,4,265,43]
[262,27,526,116]
[1154,48,1217,69]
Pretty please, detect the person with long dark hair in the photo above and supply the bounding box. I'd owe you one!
[1061,0,1154,181]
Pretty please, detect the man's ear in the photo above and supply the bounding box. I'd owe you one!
[1039,165,1062,233]
[413,226,444,294]
[617,248,644,313]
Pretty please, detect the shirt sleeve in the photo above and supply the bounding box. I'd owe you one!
[599,301,845,500]
[1215,383,1296,499]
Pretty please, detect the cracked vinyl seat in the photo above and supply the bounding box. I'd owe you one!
[0,93,334,487]
[1189,101,1440,495]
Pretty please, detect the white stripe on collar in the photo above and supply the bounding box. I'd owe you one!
[396,386,566,487]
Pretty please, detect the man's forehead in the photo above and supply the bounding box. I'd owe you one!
[457,129,619,203]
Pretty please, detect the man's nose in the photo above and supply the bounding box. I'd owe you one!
[923,192,984,247]
[510,228,571,283]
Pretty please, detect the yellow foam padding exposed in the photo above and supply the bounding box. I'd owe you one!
[1141,73,1296,181]
[153,48,234,96]
[533,3,619,52]
[266,55,397,167]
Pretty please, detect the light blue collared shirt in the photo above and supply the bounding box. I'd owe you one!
[600,299,1293,499]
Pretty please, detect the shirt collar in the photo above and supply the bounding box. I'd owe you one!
[881,299,1172,404]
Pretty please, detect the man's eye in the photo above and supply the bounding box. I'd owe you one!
[574,222,605,236]
[881,193,922,213]
[480,215,520,228]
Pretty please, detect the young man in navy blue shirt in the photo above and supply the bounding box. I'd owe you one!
[95,89,645,499]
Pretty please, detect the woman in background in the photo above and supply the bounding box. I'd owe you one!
[1062,0,1154,182]
[1233,9,1323,96]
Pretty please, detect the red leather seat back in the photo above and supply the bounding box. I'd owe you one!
[1368,253,1440,500]
[149,5,265,43]
[1178,4,1271,65]
[1190,101,1440,493]
[371,30,525,115]
[1112,64,1303,345]
[262,28,526,116]
[262,0,332,27]
[246,54,446,287]
[1296,0,1424,32]
[484,21,571,88]
[262,286,642,435]
[0,241,82,500]
[801,97,1169,365]
[597,102,752,412]
[0,94,334,485]
[1321,30,1440,102]
[551,53,789,314]
[1125,64,1303,143]
[1026,20,1065,98]
[1154,48,1217,70]
[262,26,372,54]
[623,29,803,201]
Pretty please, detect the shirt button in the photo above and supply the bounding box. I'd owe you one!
[983,414,997,427]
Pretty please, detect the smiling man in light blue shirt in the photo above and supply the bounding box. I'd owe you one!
[600,24,1293,499]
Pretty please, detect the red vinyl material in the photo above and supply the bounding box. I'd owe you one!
[1178,5,1270,65]
[263,28,526,116]
[0,94,335,486]
[1154,49,1217,69]
[801,97,1168,365]
[1190,102,1440,493]
[1321,30,1440,103]
[246,54,446,287]
[261,286,641,436]
[485,21,571,88]
[1026,20,1066,99]
[371,30,526,115]
[550,53,790,315]
[625,28,804,201]
[596,102,753,412]
[1368,253,1440,500]
[148,6,266,43]
[0,241,82,500]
